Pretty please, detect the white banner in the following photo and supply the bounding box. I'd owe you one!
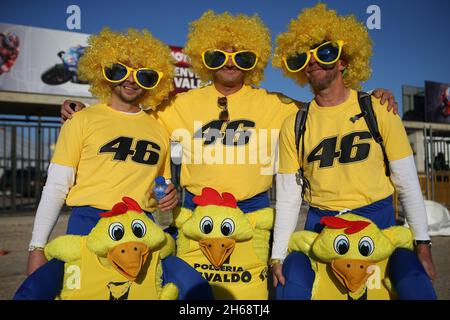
[0,23,91,97]
[0,23,201,98]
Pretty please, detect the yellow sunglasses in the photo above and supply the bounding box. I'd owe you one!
[201,49,258,71]
[283,40,344,73]
[102,62,163,90]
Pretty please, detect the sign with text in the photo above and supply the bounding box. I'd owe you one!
[0,23,199,98]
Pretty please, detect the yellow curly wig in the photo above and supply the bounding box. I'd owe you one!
[78,28,174,109]
[273,3,372,90]
[184,10,271,86]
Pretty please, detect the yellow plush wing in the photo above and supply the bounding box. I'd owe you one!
[45,235,83,262]
[288,231,318,254]
[247,207,274,231]
[382,226,414,251]
[159,233,176,259]
[159,283,179,300]
[247,208,274,263]
[172,207,193,228]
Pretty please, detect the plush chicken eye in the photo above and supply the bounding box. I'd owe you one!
[334,234,350,255]
[109,222,125,241]
[358,236,374,256]
[220,218,235,236]
[199,216,213,234]
[131,219,146,238]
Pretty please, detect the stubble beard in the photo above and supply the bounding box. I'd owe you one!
[309,67,340,92]
[113,84,146,104]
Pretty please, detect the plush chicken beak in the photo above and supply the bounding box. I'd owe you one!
[331,259,375,293]
[107,241,149,281]
[199,238,235,268]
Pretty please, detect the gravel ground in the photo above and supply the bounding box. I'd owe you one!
[0,211,448,300]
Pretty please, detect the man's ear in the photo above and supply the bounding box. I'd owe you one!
[172,207,193,228]
[288,231,318,255]
[338,59,348,73]
[383,226,414,250]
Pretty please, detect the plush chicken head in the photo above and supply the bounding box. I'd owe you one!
[180,188,254,268]
[86,197,166,281]
[289,213,413,299]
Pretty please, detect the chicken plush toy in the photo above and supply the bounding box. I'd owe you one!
[173,187,274,299]
[286,213,413,300]
[16,197,212,300]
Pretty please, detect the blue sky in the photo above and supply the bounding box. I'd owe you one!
[1,0,449,114]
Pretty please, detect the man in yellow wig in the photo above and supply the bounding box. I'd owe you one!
[270,3,437,300]
[61,10,397,300]
[20,28,180,299]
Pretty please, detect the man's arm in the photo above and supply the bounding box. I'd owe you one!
[271,114,304,287]
[27,163,75,275]
[271,173,303,287]
[389,156,437,280]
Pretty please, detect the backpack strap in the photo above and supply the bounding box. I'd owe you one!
[294,102,310,155]
[356,91,391,176]
[294,103,310,196]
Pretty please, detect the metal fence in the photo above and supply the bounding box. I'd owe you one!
[0,122,60,213]
[1,120,449,214]
[419,126,450,207]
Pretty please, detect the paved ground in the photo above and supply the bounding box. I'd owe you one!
[0,211,448,300]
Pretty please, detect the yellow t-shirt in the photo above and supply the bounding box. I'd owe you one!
[52,104,171,212]
[278,89,412,210]
[59,238,160,300]
[155,84,300,200]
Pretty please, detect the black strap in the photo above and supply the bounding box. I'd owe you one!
[294,103,310,198]
[294,102,310,155]
[357,91,390,176]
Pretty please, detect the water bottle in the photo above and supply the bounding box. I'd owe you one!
[152,176,172,227]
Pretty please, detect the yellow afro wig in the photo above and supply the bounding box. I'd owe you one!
[78,28,174,109]
[273,3,372,90]
[184,10,271,86]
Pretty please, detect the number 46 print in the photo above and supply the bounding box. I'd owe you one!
[99,137,161,165]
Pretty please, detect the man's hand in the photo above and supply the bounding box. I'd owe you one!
[158,183,179,211]
[61,99,86,123]
[271,262,285,288]
[416,244,437,281]
[26,250,48,276]
[372,88,398,114]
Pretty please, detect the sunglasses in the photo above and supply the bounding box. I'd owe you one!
[102,62,163,90]
[218,97,229,121]
[283,40,344,73]
[202,49,258,71]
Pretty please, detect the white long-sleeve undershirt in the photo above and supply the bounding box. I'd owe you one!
[28,163,75,248]
[271,155,430,261]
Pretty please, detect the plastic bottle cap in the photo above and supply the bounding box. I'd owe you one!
[155,176,166,185]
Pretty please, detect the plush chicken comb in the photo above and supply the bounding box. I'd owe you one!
[100,196,143,217]
[193,187,237,208]
[321,216,370,234]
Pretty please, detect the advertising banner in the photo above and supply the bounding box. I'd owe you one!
[0,23,200,98]
[0,23,90,97]
[425,80,450,124]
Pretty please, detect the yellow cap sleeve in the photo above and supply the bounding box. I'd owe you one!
[371,97,413,161]
[278,113,301,174]
[51,114,85,168]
